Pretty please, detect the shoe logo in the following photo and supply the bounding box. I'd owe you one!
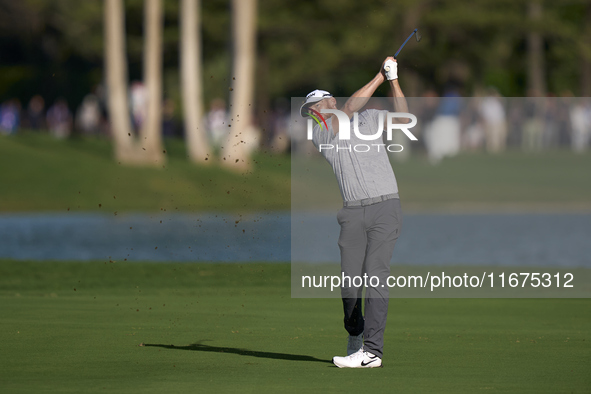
[360,358,378,367]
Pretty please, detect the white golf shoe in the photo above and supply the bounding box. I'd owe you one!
[347,332,363,356]
[333,348,382,368]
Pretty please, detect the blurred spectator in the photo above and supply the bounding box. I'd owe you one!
[130,81,147,132]
[269,98,290,153]
[521,98,544,152]
[570,98,591,153]
[506,98,524,147]
[479,89,507,153]
[207,98,228,147]
[556,93,573,147]
[424,82,462,164]
[289,108,309,155]
[0,99,21,135]
[93,84,110,136]
[46,98,72,139]
[413,90,439,152]
[162,98,177,137]
[75,94,101,135]
[542,98,560,148]
[27,95,45,130]
[463,100,485,151]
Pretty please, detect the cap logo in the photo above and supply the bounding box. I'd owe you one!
[306,90,331,100]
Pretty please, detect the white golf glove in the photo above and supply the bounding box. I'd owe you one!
[384,59,398,80]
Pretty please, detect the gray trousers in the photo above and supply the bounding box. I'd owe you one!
[337,198,402,358]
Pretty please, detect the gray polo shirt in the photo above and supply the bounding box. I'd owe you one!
[311,109,399,202]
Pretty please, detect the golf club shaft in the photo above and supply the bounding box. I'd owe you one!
[394,28,418,58]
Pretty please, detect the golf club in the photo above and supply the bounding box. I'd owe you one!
[384,29,421,71]
[394,29,421,59]
[385,29,421,73]
[395,28,421,58]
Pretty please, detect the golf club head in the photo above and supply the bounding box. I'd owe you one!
[394,28,421,59]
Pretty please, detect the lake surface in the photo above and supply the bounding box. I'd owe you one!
[292,212,591,267]
[0,212,589,267]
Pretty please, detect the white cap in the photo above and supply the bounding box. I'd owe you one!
[299,89,332,117]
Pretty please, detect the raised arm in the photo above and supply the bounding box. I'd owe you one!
[389,77,409,115]
[340,72,385,119]
[319,57,408,136]
[341,57,409,120]
[384,57,410,124]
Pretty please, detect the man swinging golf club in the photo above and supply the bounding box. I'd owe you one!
[300,57,408,368]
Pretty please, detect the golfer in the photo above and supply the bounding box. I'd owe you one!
[300,57,407,368]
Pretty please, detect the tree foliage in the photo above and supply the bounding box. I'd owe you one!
[0,0,589,110]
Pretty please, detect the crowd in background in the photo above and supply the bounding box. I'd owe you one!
[0,83,262,152]
[0,83,244,150]
[0,83,182,141]
[289,89,591,162]
[1,91,103,139]
[411,90,591,163]
[2,87,590,161]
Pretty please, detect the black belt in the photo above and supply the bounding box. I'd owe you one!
[343,193,399,207]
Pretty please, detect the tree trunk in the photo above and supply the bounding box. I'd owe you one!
[140,0,164,165]
[255,53,271,147]
[583,55,591,98]
[104,0,134,161]
[221,0,258,171]
[527,1,546,96]
[180,0,212,164]
[581,4,591,97]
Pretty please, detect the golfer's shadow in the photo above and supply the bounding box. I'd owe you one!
[141,341,332,364]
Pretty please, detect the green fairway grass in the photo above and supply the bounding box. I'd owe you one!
[0,132,290,212]
[1,260,589,393]
[2,133,591,213]
[293,150,591,212]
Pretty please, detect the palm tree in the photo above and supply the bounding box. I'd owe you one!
[527,1,546,96]
[104,0,164,166]
[180,0,212,164]
[139,0,165,164]
[104,0,134,162]
[581,4,591,96]
[221,0,258,171]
